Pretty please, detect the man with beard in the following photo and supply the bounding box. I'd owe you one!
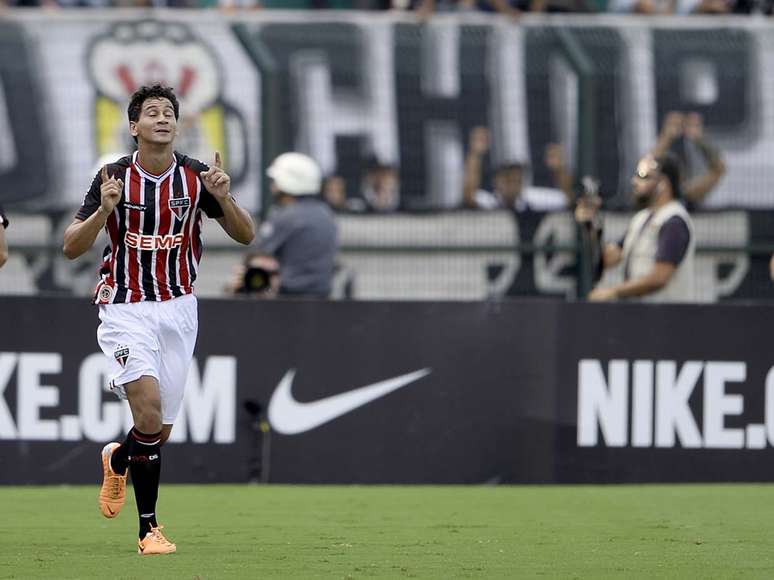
[576,153,696,303]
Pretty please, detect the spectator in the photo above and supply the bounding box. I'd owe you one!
[258,152,338,298]
[411,0,587,16]
[323,157,401,213]
[413,0,521,18]
[359,157,401,212]
[544,142,576,204]
[607,0,676,13]
[0,205,7,269]
[577,153,697,303]
[690,0,733,12]
[322,175,349,211]
[651,111,725,207]
[608,0,754,14]
[462,126,570,212]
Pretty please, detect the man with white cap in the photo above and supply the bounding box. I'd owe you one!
[259,152,338,298]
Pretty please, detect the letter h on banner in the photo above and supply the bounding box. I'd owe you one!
[395,23,490,209]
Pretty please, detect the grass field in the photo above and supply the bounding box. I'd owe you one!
[2,484,774,579]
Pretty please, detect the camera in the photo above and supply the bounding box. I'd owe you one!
[240,266,276,294]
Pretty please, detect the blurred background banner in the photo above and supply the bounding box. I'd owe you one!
[235,14,767,210]
[1,13,260,212]
[1,12,773,301]
[0,13,771,211]
[3,297,774,485]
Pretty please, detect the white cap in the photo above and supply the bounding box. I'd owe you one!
[266,152,322,196]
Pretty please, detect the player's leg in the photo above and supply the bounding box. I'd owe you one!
[96,305,160,521]
[95,302,174,553]
[123,375,164,544]
[100,412,172,518]
[110,419,172,479]
[157,294,198,435]
[122,376,175,554]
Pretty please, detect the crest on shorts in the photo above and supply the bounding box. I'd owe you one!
[169,197,191,221]
[114,345,130,368]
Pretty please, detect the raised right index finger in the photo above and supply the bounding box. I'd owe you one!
[101,165,109,182]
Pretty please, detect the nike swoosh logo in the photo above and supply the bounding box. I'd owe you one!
[268,368,431,435]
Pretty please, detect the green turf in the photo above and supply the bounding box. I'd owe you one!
[1,484,773,579]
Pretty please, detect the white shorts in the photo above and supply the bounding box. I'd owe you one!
[97,294,198,424]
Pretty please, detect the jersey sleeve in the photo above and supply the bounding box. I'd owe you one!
[0,205,8,229]
[199,185,225,219]
[75,171,103,221]
[185,156,225,219]
[655,215,691,265]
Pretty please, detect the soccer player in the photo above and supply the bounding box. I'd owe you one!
[62,84,254,555]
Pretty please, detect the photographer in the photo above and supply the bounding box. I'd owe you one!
[577,153,697,303]
[258,152,338,299]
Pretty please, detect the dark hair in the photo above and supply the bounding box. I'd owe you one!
[495,162,525,174]
[364,154,396,172]
[654,152,682,199]
[127,84,180,126]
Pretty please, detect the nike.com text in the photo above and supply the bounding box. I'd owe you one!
[578,359,774,449]
[0,352,236,443]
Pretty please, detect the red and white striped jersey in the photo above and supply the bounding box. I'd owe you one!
[76,151,224,304]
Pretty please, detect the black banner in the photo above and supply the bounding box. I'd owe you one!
[1,297,773,484]
[0,297,558,484]
[556,302,774,483]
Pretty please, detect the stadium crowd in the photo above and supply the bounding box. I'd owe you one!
[0,0,770,14]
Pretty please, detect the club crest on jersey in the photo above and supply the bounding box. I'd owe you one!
[169,197,191,221]
[114,345,130,368]
[97,285,114,304]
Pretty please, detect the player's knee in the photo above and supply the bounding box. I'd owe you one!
[135,407,163,434]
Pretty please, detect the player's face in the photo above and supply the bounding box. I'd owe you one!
[130,97,177,146]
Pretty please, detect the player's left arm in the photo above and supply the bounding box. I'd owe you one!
[199,151,255,245]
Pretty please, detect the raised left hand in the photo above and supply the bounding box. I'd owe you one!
[199,151,231,200]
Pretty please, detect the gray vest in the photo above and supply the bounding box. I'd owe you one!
[621,200,696,303]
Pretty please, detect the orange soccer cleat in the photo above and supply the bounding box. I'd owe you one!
[98,442,127,519]
[138,526,177,555]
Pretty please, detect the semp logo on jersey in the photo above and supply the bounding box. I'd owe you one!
[169,197,191,221]
[113,345,130,368]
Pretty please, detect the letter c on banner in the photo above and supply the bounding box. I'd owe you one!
[79,353,123,442]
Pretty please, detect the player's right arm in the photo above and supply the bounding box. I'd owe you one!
[63,166,123,260]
